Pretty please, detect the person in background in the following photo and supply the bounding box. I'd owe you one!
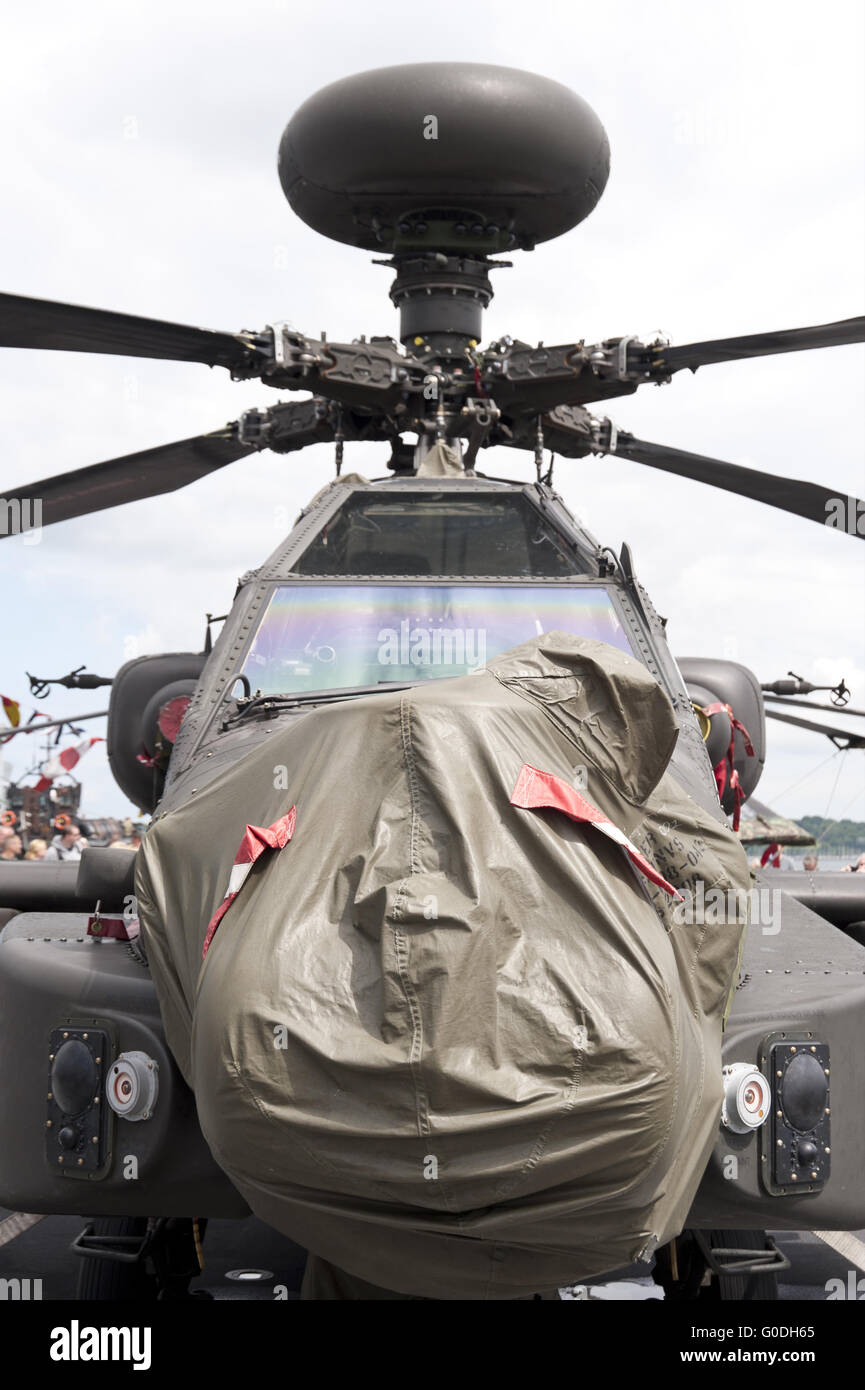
[110,821,146,852]
[843,852,865,873]
[802,852,819,873]
[760,841,796,870]
[24,838,48,861]
[0,832,23,860]
[43,818,88,861]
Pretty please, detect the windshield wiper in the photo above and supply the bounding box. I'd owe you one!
[222,682,417,728]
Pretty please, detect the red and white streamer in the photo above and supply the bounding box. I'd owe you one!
[33,736,104,792]
[510,763,680,899]
[202,807,297,959]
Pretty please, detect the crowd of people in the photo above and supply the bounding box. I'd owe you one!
[0,817,146,861]
[4,820,863,869]
[748,845,865,872]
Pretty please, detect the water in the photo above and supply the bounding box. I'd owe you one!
[782,854,859,872]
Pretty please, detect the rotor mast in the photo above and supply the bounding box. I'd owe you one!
[383,252,497,469]
[387,252,494,360]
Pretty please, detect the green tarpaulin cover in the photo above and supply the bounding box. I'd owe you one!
[137,634,749,1298]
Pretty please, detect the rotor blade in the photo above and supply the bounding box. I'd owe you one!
[1,428,251,534]
[764,708,865,750]
[0,292,262,370]
[0,710,108,740]
[763,696,865,717]
[609,431,864,535]
[655,316,865,374]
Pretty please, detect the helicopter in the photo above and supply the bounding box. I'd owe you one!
[0,61,864,1302]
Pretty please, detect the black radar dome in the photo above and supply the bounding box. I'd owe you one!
[278,63,610,253]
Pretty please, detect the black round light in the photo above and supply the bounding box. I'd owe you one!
[782,1053,828,1133]
[51,1039,98,1116]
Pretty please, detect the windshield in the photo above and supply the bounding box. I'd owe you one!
[239,584,634,695]
[290,492,582,577]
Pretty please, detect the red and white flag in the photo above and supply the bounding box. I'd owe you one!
[33,736,104,792]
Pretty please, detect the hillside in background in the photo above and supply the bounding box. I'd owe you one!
[799,817,865,852]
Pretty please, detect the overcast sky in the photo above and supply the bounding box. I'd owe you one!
[0,0,862,826]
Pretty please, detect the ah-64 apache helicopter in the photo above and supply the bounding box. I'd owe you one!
[1,63,864,1302]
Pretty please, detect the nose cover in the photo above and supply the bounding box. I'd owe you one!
[136,633,750,1299]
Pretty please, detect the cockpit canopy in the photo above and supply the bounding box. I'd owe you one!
[238,486,634,696]
[290,490,583,578]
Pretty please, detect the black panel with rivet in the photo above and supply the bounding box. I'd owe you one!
[46,1023,114,1180]
[759,1034,830,1196]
